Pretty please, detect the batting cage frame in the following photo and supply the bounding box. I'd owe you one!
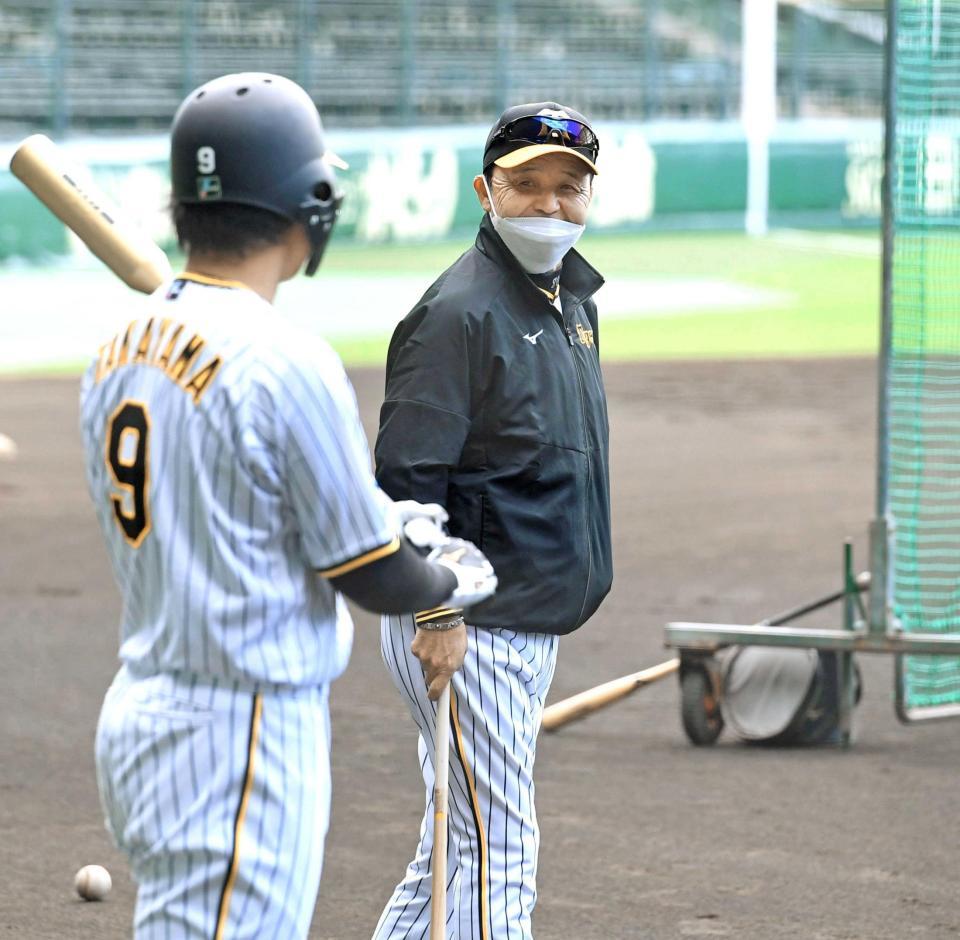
[664,0,960,742]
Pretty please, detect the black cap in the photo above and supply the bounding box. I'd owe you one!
[482,101,599,174]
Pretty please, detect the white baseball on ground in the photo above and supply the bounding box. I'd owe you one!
[74,864,112,901]
[0,433,18,460]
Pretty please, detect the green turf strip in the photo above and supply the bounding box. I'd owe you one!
[323,229,882,363]
[0,229,882,373]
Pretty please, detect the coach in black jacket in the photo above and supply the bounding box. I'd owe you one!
[372,102,611,939]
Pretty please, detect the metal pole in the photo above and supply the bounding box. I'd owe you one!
[181,0,197,98]
[644,0,661,119]
[296,0,312,89]
[721,5,737,119]
[761,571,869,628]
[870,0,897,635]
[399,0,417,124]
[789,7,810,118]
[496,0,513,113]
[741,0,778,236]
[838,540,857,747]
[52,0,72,136]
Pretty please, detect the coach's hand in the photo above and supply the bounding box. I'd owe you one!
[412,624,467,701]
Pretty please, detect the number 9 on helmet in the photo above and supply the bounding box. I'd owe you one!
[170,72,344,276]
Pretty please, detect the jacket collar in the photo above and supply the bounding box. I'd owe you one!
[475,214,605,309]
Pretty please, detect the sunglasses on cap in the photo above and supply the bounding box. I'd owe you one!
[492,114,599,161]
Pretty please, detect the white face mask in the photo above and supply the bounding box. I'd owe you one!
[483,177,585,274]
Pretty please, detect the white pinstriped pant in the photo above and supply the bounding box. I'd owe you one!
[375,615,559,940]
[95,666,332,939]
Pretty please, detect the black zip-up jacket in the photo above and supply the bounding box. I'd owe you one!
[374,214,612,635]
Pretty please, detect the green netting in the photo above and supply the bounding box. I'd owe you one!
[890,4,960,711]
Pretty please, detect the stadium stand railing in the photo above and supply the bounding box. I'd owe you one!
[1,0,882,136]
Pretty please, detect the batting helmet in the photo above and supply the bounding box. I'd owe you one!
[170,72,344,275]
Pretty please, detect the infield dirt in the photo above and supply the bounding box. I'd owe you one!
[2,359,957,939]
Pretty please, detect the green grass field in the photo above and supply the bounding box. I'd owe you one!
[320,228,881,365]
[0,229,881,373]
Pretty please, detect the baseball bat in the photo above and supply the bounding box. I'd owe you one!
[542,658,680,732]
[9,134,171,294]
[542,571,871,732]
[430,683,451,940]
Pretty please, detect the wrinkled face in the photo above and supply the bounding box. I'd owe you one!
[473,152,593,225]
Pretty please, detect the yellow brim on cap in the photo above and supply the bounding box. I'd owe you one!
[494,143,598,174]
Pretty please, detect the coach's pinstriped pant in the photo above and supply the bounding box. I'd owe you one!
[95,666,331,939]
[375,615,559,940]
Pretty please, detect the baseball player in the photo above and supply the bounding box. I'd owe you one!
[79,73,496,939]
[373,103,612,938]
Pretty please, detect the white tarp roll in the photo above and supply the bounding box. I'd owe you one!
[720,645,819,740]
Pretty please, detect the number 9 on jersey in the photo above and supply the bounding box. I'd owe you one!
[106,399,151,547]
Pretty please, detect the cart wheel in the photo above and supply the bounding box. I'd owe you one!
[681,667,724,746]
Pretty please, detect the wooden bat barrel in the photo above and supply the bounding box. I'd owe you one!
[9,134,171,294]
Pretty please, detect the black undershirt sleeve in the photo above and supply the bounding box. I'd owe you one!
[328,539,457,615]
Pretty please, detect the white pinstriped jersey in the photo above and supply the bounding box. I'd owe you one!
[79,274,397,687]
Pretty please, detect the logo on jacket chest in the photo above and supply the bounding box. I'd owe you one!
[520,323,593,348]
[575,322,595,347]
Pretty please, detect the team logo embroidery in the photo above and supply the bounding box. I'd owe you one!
[576,323,595,347]
[523,329,544,346]
[197,176,222,200]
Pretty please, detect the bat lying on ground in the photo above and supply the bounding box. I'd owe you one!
[9,134,171,293]
[543,572,871,732]
[542,658,680,731]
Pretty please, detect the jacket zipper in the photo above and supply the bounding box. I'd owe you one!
[564,319,594,626]
[546,291,596,626]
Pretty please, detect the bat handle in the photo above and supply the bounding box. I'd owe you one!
[430,683,451,940]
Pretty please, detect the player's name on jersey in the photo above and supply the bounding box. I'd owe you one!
[94,317,223,406]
